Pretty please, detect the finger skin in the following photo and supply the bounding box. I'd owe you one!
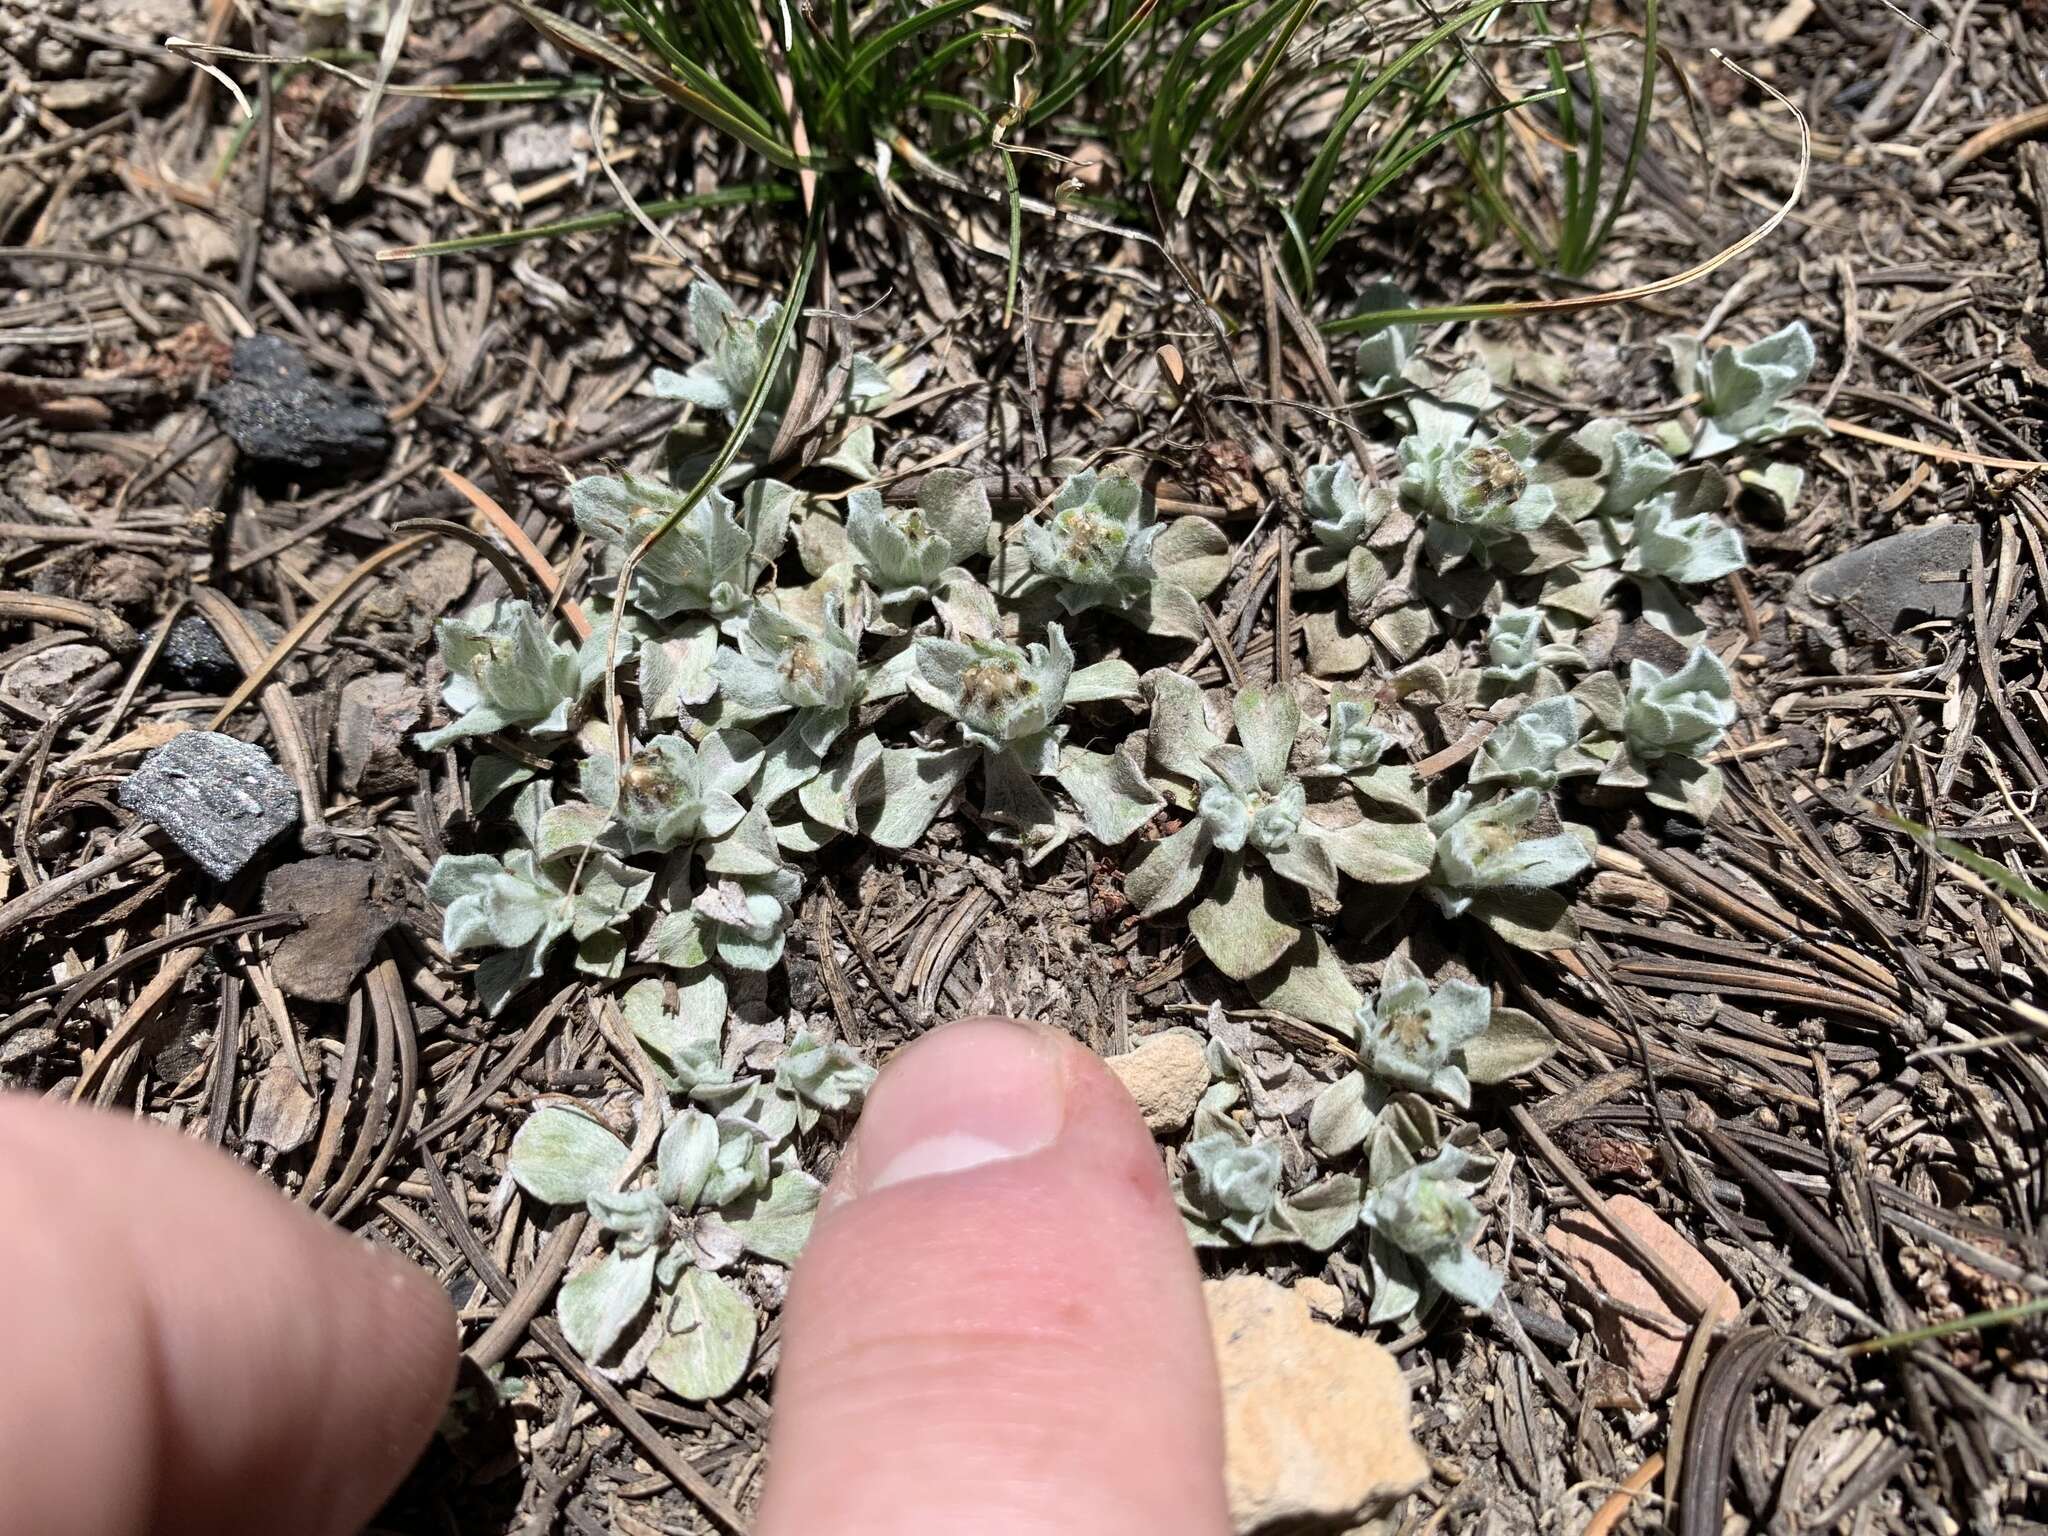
[0,1094,458,1536]
[757,1019,1231,1536]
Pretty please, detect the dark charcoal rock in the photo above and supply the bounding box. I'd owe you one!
[118,729,299,880]
[161,613,238,690]
[1805,524,1977,633]
[261,857,402,1002]
[157,610,284,692]
[201,335,389,470]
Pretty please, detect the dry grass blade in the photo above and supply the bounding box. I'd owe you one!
[204,534,439,730]
[1824,416,2048,472]
[437,468,589,637]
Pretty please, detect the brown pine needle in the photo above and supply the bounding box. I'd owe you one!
[440,467,589,638]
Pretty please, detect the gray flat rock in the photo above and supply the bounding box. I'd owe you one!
[119,730,299,880]
[1805,524,1976,632]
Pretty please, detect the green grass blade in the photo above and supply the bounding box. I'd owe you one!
[375,185,795,261]
[1578,32,1606,267]
[1029,0,1165,125]
[1844,1294,2048,1358]
[1872,807,2048,918]
[820,0,987,121]
[507,0,802,169]
[1310,85,1563,272]
[1362,50,1467,185]
[1209,0,1319,170]
[420,75,613,100]
[1293,0,1514,238]
[1588,0,1658,257]
[1000,146,1022,326]
[1150,0,1259,203]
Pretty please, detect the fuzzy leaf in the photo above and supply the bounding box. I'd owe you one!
[1313,815,1434,887]
[1692,321,1825,455]
[1124,819,1212,916]
[1054,745,1164,844]
[1430,790,1592,896]
[1308,1071,1375,1158]
[647,1269,757,1402]
[1470,697,1581,790]
[1628,472,1745,586]
[508,1106,630,1207]
[572,474,776,621]
[1256,932,1367,1031]
[1144,669,1225,780]
[1189,857,1298,981]
[1152,516,1230,600]
[1181,1129,1283,1244]
[558,1247,658,1364]
[1232,688,1300,794]
[774,1029,875,1121]
[1361,1144,1498,1311]
[1482,606,1584,687]
[1067,657,1142,705]
[1355,957,1490,1108]
[1625,647,1736,761]
[726,1169,823,1266]
[850,744,978,848]
[621,974,728,1095]
[1462,1006,1558,1085]
[417,600,592,750]
[1278,1174,1364,1251]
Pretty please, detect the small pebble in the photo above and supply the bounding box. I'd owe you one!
[119,730,299,880]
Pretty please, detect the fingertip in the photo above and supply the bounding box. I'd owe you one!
[760,1018,1229,1536]
[0,1094,457,1536]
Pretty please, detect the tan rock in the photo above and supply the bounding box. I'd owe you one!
[1546,1193,1722,1400]
[1105,1029,1209,1135]
[1206,1275,1428,1535]
[1293,1278,1345,1321]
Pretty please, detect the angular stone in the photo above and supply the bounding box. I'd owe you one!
[1105,1028,1209,1135]
[1292,1277,1345,1321]
[7,642,108,711]
[160,613,241,691]
[201,335,389,470]
[119,730,298,880]
[1206,1275,1428,1535]
[1805,523,1976,633]
[335,673,423,797]
[1546,1193,1723,1400]
[261,857,401,1002]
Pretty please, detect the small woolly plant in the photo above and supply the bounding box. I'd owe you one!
[1667,320,1825,457]
[1176,1086,1362,1249]
[650,277,889,453]
[842,471,992,610]
[504,1097,826,1400]
[1571,644,1738,818]
[1126,674,1432,981]
[1361,1141,1501,1327]
[571,472,796,624]
[409,268,1824,1388]
[1309,954,1558,1157]
[900,625,1142,861]
[1007,469,1231,639]
[417,600,613,750]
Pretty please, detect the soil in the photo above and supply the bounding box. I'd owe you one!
[4,0,2048,1531]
